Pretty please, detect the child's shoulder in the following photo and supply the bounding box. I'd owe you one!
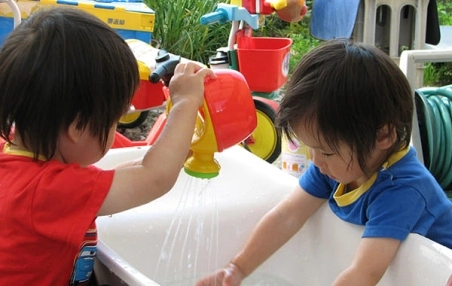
[379,147,443,196]
[386,147,424,173]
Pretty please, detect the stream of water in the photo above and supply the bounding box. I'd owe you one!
[153,177,219,284]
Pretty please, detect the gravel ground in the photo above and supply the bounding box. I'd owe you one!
[116,108,164,141]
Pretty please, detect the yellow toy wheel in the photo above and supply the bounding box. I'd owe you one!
[118,111,149,128]
[242,100,281,163]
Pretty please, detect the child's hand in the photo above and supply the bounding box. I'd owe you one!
[168,61,216,109]
[195,263,244,286]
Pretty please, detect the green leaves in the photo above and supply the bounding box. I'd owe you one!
[145,0,230,63]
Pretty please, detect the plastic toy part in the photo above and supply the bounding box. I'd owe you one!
[183,69,257,179]
[200,3,259,29]
[230,0,306,22]
[0,0,155,46]
[39,0,156,42]
[183,107,221,179]
[236,31,292,92]
[184,153,220,179]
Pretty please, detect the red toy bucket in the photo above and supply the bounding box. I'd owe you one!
[204,69,257,152]
[237,33,292,92]
[131,80,165,110]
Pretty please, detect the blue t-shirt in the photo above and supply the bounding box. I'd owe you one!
[300,147,452,249]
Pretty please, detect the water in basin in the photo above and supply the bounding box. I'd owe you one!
[94,146,452,286]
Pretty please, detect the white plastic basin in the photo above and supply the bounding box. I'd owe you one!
[94,146,452,286]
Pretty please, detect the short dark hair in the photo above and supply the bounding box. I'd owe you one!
[0,6,139,159]
[277,39,413,173]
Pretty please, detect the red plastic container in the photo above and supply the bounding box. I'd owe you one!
[240,0,273,15]
[131,80,165,110]
[237,33,292,92]
[203,69,257,151]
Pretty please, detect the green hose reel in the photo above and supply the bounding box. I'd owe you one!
[415,85,452,193]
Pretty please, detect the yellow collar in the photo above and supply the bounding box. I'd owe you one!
[2,142,46,161]
[381,147,409,170]
[334,147,410,206]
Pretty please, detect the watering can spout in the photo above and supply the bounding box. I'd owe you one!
[182,69,257,179]
[184,152,220,179]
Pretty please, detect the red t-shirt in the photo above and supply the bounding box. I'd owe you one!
[0,143,114,285]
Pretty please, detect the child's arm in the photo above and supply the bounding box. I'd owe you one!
[98,61,215,216]
[196,185,325,286]
[333,237,401,286]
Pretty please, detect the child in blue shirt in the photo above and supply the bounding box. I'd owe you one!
[196,39,452,286]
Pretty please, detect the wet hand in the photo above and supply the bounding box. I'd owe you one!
[196,263,244,286]
[169,61,216,109]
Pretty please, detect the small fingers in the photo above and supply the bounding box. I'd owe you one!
[174,61,216,79]
[222,263,244,286]
[196,67,216,80]
[174,61,204,73]
[195,271,226,286]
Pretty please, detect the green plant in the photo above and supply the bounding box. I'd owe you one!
[423,0,452,86]
[253,0,319,73]
[424,63,438,86]
[284,0,320,72]
[424,62,452,86]
[437,0,452,26]
[145,0,319,71]
[145,0,230,63]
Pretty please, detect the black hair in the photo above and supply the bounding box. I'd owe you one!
[277,39,413,173]
[0,6,139,159]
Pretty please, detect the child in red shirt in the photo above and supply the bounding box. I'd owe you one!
[0,6,214,285]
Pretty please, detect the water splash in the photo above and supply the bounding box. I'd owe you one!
[153,177,219,284]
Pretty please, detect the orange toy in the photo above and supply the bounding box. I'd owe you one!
[236,0,307,22]
[274,0,307,22]
[183,69,257,179]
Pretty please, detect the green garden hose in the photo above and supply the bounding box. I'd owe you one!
[415,85,452,191]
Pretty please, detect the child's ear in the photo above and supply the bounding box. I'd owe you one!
[66,121,83,143]
[376,125,396,150]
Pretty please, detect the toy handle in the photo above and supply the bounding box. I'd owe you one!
[200,9,227,25]
[165,97,207,146]
[149,50,181,86]
[149,65,169,83]
[1,0,21,28]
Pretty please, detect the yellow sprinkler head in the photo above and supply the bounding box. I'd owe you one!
[183,69,257,179]
[184,103,220,179]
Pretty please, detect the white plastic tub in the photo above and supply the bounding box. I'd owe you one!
[94,146,452,285]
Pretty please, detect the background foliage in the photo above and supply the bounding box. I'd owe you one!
[145,0,230,63]
[145,0,318,71]
[146,0,450,85]
[424,0,452,86]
